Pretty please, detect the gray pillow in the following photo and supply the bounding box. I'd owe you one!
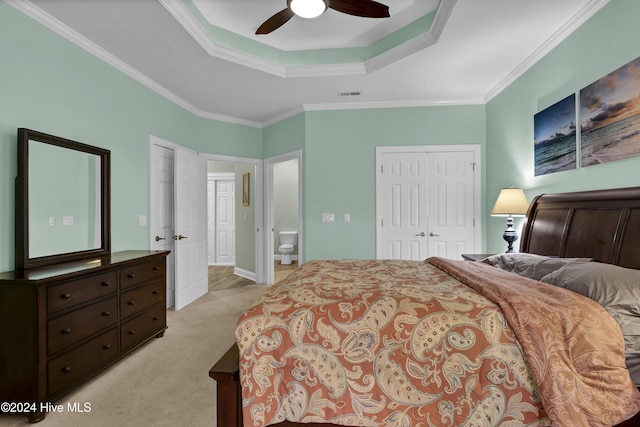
[481,253,592,281]
[540,262,640,359]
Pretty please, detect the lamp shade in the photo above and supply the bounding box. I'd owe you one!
[491,188,529,217]
[289,0,328,18]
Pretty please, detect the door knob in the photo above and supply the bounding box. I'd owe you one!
[155,236,166,242]
[173,234,188,240]
[415,232,426,237]
[429,232,441,237]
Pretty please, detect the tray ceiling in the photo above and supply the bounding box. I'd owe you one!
[9,0,609,127]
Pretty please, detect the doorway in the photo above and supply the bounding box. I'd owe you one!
[375,145,481,260]
[207,171,235,266]
[265,150,302,285]
[149,135,208,310]
[200,153,264,284]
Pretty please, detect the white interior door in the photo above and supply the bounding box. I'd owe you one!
[427,151,476,259]
[149,143,176,308]
[216,179,235,265]
[377,152,429,260]
[174,148,208,310]
[376,146,480,261]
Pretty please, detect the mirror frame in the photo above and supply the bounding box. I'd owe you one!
[15,128,111,270]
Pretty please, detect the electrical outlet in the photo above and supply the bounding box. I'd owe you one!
[63,216,75,225]
[344,213,351,223]
[138,214,147,226]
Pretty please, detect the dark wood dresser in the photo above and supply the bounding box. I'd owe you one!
[0,250,169,422]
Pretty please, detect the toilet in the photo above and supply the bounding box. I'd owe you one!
[278,231,298,265]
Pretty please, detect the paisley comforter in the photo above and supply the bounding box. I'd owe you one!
[235,258,640,427]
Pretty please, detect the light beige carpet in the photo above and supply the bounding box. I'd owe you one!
[0,284,267,427]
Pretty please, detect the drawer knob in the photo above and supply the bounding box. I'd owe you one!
[103,344,111,350]
[127,301,135,306]
[153,266,160,271]
[153,316,160,321]
[127,273,136,279]
[152,290,160,295]
[128,330,136,335]
[62,366,71,373]
[102,281,110,287]
[62,328,71,334]
[61,293,71,299]
[102,311,111,317]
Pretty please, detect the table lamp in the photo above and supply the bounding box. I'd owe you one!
[491,187,529,253]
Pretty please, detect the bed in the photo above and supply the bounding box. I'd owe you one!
[210,186,640,427]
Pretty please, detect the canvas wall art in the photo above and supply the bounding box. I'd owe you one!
[580,56,640,167]
[534,94,577,176]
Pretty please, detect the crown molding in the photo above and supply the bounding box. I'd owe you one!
[485,0,610,102]
[365,0,455,73]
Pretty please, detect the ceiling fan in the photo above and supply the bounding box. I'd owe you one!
[256,0,390,35]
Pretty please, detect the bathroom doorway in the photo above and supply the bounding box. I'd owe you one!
[265,150,302,284]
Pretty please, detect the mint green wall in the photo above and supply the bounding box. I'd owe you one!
[0,2,261,272]
[263,113,306,159]
[303,107,486,260]
[486,0,640,253]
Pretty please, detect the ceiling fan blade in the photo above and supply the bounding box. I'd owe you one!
[328,0,390,18]
[256,8,295,34]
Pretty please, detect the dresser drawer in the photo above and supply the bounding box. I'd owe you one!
[120,280,164,320]
[48,296,118,355]
[120,259,165,289]
[47,271,117,314]
[121,305,166,351]
[48,328,118,396]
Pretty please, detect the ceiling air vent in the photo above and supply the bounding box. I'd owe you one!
[338,91,361,97]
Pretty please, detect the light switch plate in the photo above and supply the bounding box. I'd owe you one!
[322,213,334,223]
[138,214,147,226]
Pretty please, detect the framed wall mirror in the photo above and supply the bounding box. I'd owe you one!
[15,128,111,269]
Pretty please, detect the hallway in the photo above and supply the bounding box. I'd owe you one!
[208,261,298,291]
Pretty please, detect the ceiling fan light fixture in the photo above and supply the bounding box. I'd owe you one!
[288,0,327,19]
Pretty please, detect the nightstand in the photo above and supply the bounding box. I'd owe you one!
[461,253,495,262]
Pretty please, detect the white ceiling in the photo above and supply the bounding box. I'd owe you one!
[9,0,608,127]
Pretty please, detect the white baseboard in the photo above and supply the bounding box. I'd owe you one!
[234,267,256,282]
[274,255,299,261]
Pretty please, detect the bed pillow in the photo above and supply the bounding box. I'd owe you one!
[540,262,640,365]
[481,253,592,281]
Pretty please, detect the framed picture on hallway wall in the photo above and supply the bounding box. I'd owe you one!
[242,172,250,206]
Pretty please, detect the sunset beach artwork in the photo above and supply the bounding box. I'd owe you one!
[580,56,640,167]
[534,94,577,176]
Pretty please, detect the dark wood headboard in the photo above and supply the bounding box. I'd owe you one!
[520,186,640,269]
